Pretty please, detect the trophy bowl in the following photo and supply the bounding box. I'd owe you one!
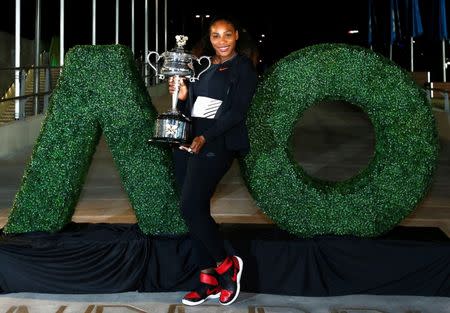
[158,51,196,77]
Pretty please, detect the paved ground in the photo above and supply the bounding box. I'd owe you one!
[1,292,449,313]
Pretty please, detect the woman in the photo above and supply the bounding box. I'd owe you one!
[168,16,257,306]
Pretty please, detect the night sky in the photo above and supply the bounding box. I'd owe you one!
[0,0,448,77]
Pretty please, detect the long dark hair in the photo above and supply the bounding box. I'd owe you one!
[191,15,259,67]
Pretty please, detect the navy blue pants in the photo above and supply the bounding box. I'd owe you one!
[173,121,235,269]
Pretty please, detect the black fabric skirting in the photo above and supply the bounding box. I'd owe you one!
[0,223,449,296]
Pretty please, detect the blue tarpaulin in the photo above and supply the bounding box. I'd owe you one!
[390,0,398,43]
[411,0,423,38]
[368,0,374,45]
[439,0,448,40]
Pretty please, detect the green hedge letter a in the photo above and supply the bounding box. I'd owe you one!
[4,45,187,235]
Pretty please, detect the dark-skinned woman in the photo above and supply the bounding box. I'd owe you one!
[169,16,257,306]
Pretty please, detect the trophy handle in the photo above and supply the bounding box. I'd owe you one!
[190,56,211,82]
[146,51,161,76]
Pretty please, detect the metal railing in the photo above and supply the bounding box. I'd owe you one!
[0,53,161,124]
[424,85,450,125]
[136,53,160,87]
[0,64,61,122]
[428,86,450,105]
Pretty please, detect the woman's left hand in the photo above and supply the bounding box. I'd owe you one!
[189,136,206,154]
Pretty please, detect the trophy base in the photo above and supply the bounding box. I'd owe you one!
[149,110,191,148]
[148,137,189,146]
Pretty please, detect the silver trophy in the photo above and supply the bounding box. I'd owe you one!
[147,35,211,145]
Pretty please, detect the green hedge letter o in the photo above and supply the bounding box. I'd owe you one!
[241,43,439,237]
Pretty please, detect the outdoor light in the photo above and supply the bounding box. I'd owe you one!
[261,34,265,38]
[348,30,359,34]
[194,14,210,33]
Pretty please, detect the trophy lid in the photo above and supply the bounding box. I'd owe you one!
[174,35,189,51]
[165,35,193,58]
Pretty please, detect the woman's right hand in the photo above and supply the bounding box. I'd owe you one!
[168,77,188,101]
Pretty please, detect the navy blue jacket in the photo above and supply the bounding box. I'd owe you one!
[178,54,257,155]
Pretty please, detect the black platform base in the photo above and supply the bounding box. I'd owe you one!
[0,223,449,296]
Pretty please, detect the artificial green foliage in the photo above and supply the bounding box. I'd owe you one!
[241,43,439,237]
[4,43,439,238]
[4,45,187,235]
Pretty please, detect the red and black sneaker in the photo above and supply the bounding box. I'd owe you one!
[181,272,221,306]
[215,255,243,306]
